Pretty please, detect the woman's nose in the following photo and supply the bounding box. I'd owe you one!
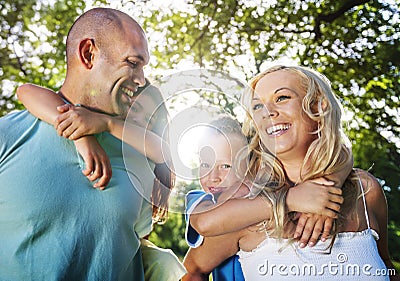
[263,103,278,118]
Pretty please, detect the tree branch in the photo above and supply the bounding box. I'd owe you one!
[314,0,372,40]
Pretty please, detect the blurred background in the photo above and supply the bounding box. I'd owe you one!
[0,0,399,266]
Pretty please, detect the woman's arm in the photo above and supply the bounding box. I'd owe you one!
[55,105,168,164]
[16,84,111,188]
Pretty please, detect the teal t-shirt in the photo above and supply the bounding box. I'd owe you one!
[0,110,145,281]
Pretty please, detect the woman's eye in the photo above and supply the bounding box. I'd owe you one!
[276,95,290,102]
[252,103,264,111]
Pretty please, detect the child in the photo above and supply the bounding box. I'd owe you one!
[16,80,186,281]
[185,116,248,281]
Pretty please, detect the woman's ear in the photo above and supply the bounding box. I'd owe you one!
[78,38,97,69]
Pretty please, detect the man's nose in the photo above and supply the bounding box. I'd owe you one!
[133,68,146,87]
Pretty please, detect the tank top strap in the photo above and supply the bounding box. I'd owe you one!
[357,171,371,230]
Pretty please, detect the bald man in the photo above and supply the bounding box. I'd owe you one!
[0,8,150,280]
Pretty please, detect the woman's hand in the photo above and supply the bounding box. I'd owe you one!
[287,177,343,248]
[293,213,333,248]
[74,136,112,189]
[55,104,111,140]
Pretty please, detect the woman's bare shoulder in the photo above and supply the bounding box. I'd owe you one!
[355,168,386,208]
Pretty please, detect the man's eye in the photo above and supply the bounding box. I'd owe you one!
[127,60,138,68]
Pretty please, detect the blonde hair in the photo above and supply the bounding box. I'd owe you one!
[241,65,358,239]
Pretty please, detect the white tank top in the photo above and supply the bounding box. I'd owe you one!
[237,178,390,280]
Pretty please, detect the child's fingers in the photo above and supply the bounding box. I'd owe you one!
[68,128,86,141]
[56,119,74,136]
[321,207,339,219]
[82,158,94,177]
[326,201,341,213]
[57,104,73,113]
[62,126,78,139]
[327,186,342,195]
[329,192,344,205]
[94,161,112,189]
[87,166,101,182]
[311,177,335,186]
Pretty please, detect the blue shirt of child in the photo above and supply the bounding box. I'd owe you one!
[185,190,245,281]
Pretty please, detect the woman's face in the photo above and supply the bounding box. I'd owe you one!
[251,70,318,160]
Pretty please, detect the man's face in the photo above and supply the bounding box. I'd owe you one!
[92,20,150,117]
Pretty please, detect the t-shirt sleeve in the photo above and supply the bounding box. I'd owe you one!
[184,190,216,248]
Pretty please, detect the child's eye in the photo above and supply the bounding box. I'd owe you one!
[200,163,210,169]
[220,164,232,169]
[276,95,290,102]
[252,103,264,111]
[131,105,139,112]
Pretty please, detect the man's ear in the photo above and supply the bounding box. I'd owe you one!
[78,38,97,69]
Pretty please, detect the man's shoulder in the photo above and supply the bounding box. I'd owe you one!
[0,110,40,148]
[0,109,34,125]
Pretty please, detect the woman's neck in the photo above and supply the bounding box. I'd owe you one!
[279,158,305,185]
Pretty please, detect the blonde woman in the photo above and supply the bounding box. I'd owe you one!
[183,65,397,280]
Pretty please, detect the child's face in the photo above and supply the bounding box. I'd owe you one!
[129,94,156,131]
[199,134,245,195]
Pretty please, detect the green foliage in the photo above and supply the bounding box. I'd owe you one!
[1,0,399,262]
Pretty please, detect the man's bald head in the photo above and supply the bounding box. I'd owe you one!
[66,8,143,68]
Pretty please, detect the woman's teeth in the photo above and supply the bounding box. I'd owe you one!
[267,124,291,135]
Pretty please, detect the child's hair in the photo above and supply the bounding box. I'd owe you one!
[209,115,246,140]
[135,79,175,224]
[206,115,249,177]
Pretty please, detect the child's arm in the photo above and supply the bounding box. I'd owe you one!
[189,178,342,237]
[16,84,111,189]
[17,84,64,125]
[183,230,241,279]
[55,105,168,164]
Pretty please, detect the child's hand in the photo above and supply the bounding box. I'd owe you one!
[55,104,110,140]
[287,177,344,218]
[74,136,112,190]
[293,213,333,247]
